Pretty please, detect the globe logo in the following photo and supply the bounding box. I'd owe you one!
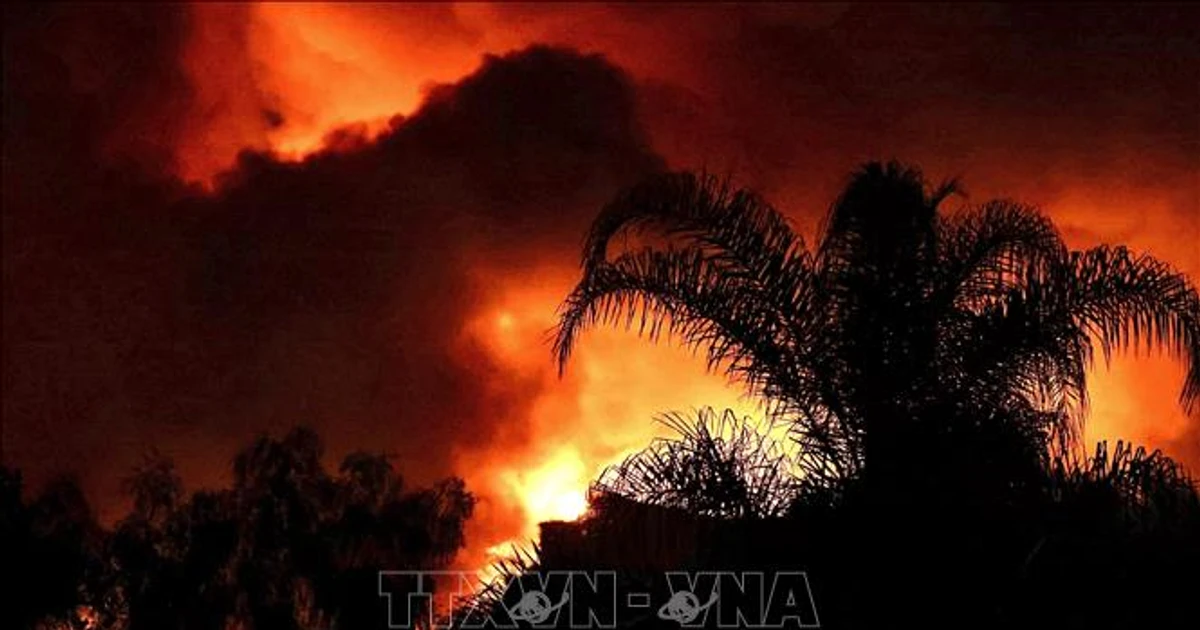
[507,590,570,624]
[657,590,719,624]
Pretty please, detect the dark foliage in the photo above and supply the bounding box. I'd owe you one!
[3,427,474,629]
[537,163,1200,628]
[461,412,1199,629]
[1,468,105,629]
[556,163,1200,490]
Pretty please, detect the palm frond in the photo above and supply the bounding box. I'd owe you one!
[1049,440,1200,532]
[1063,246,1200,411]
[579,171,818,338]
[592,408,799,519]
[555,247,819,412]
[554,164,1200,503]
[447,544,541,629]
[936,200,1068,309]
[947,284,1093,446]
[582,172,805,278]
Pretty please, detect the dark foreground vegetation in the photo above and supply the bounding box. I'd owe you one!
[468,162,1200,629]
[5,163,1200,629]
[466,415,1199,630]
[1,427,474,629]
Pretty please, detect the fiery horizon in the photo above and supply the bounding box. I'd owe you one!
[3,2,1197,574]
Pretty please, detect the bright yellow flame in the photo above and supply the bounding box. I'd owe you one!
[454,270,766,576]
[503,448,590,525]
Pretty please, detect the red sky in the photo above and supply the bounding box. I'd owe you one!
[3,3,1197,566]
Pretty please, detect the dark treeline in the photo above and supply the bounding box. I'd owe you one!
[1,427,474,629]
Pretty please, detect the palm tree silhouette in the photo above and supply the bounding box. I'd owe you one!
[556,162,1200,495]
[549,162,1200,628]
[593,407,798,519]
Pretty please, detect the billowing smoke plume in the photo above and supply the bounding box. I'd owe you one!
[3,3,659,518]
[4,3,1197,564]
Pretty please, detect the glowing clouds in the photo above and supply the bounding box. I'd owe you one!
[178,2,511,183]
[6,1,1199,570]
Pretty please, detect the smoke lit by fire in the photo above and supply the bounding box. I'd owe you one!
[3,2,1197,572]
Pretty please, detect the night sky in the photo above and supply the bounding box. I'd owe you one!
[3,3,1198,564]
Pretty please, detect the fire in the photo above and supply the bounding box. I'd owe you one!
[168,1,1199,574]
[1085,355,1191,450]
[1050,189,1197,454]
[503,447,590,524]
[454,269,762,568]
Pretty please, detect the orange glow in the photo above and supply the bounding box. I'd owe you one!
[169,2,1198,573]
[176,3,729,184]
[246,3,452,157]
[503,447,590,524]
[1047,189,1198,456]
[179,2,528,183]
[1085,355,1192,450]
[452,270,761,567]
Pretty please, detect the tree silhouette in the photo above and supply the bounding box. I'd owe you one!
[553,162,1200,628]
[13,427,474,629]
[2,469,105,629]
[222,428,474,629]
[108,450,231,630]
[556,162,1200,497]
[1014,441,1200,628]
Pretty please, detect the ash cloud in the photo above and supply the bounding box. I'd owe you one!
[4,2,1198,532]
[496,2,1200,463]
[3,3,661,526]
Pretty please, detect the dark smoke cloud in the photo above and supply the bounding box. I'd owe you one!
[633,3,1200,460]
[4,2,1198,528]
[621,4,1199,206]
[2,4,192,183]
[522,1,1199,462]
[3,3,661,522]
